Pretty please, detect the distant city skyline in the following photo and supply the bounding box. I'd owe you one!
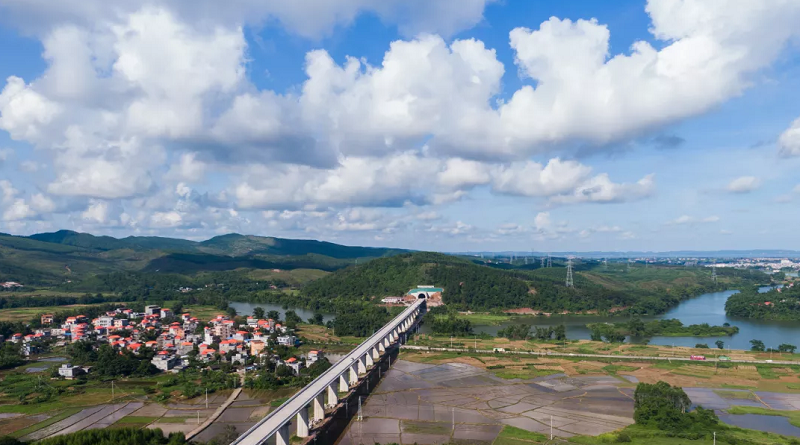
[1,0,800,252]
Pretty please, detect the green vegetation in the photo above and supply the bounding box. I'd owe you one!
[494,425,549,445]
[726,406,800,428]
[726,286,800,320]
[588,318,738,342]
[603,364,638,374]
[714,390,756,400]
[30,427,185,445]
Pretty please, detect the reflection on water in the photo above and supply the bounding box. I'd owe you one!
[718,413,800,437]
[228,302,334,324]
[421,285,800,350]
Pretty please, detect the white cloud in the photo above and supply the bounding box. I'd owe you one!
[666,215,720,225]
[0,0,494,39]
[779,118,800,157]
[549,174,655,205]
[794,184,800,194]
[727,176,761,194]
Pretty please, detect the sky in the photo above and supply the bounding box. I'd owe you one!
[1,0,800,253]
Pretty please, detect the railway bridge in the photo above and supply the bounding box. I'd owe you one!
[231,299,425,445]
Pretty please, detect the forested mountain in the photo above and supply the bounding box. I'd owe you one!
[0,231,406,286]
[300,252,772,313]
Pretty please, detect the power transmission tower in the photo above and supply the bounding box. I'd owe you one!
[547,254,552,268]
[712,266,717,284]
[627,261,631,273]
[566,258,574,287]
[357,396,363,421]
[540,257,545,268]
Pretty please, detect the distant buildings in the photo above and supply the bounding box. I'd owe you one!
[58,364,86,379]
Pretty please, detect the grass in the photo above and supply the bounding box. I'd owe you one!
[458,313,515,325]
[603,364,638,374]
[492,368,562,380]
[714,390,756,400]
[726,406,800,428]
[270,397,290,407]
[495,425,548,442]
[401,420,452,435]
[155,416,192,424]
[0,304,103,322]
[9,407,83,438]
[113,416,158,425]
[567,423,800,445]
[756,366,780,379]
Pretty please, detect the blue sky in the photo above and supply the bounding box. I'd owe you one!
[1,0,800,252]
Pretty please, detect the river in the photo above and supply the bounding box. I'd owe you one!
[228,302,335,324]
[420,285,800,350]
[232,286,799,350]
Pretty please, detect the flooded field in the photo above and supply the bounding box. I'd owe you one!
[339,359,800,444]
[339,360,635,444]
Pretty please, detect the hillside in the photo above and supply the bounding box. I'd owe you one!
[300,253,772,313]
[0,231,406,286]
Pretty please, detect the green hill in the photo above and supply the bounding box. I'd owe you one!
[0,231,407,286]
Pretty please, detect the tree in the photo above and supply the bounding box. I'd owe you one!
[627,318,646,337]
[715,340,724,350]
[633,381,717,432]
[695,343,709,349]
[267,310,280,321]
[750,339,765,352]
[252,307,265,319]
[226,306,237,318]
[308,313,325,325]
[779,343,797,353]
[553,324,567,341]
[284,310,302,329]
[497,324,530,340]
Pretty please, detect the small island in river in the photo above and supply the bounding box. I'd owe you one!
[587,318,739,342]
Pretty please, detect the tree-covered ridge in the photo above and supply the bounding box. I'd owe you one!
[0,230,405,285]
[301,253,770,314]
[726,285,800,320]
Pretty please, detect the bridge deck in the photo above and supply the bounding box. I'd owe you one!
[232,299,423,445]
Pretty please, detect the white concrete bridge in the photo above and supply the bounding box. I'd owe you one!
[231,299,424,445]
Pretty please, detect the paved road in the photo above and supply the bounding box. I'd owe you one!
[401,345,799,365]
[232,300,423,445]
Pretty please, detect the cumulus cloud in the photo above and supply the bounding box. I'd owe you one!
[727,176,761,194]
[1,0,800,238]
[779,118,800,157]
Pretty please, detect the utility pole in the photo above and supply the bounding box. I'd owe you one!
[111,380,115,401]
[550,415,553,440]
[205,388,208,409]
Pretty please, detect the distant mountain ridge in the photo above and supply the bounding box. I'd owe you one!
[23,230,406,258]
[0,230,408,285]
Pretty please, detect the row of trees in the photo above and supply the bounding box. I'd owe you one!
[496,324,566,341]
[749,339,797,353]
[726,285,800,320]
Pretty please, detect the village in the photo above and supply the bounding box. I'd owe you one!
[7,304,324,379]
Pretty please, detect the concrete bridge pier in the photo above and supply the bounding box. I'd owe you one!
[275,424,290,445]
[313,394,325,422]
[339,374,349,393]
[349,363,359,384]
[357,355,367,374]
[296,406,309,437]
[327,383,339,407]
[365,352,374,367]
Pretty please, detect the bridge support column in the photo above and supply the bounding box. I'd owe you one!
[328,383,338,407]
[378,341,385,353]
[372,346,380,360]
[349,363,359,384]
[313,393,325,422]
[383,336,391,348]
[296,406,309,437]
[339,373,349,392]
[358,355,367,374]
[275,423,290,445]
[366,352,374,367]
